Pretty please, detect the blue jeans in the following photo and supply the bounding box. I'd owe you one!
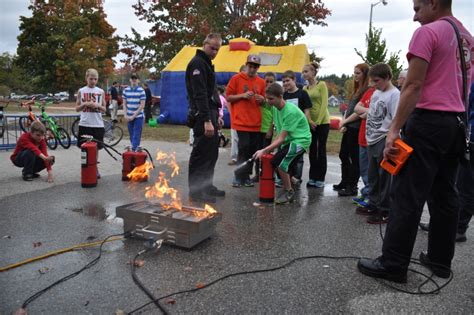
[359,146,370,198]
[128,116,144,151]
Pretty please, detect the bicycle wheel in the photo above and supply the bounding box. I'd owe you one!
[57,127,71,149]
[71,118,80,139]
[103,125,123,147]
[19,117,32,132]
[45,128,58,150]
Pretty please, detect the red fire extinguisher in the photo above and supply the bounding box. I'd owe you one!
[81,141,98,188]
[259,153,275,202]
[122,147,149,181]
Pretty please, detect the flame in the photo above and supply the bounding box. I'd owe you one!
[145,171,182,210]
[188,204,217,218]
[134,149,217,218]
[155,151,179,177]
[127,161,154,181]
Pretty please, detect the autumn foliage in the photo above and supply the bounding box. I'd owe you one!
[17,0,118,96]
[121,0,331,71]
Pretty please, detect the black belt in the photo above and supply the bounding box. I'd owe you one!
[414,108,463,116]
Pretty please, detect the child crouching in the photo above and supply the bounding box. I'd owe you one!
[11,121,55,182]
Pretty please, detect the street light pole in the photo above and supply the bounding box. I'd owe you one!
[369,0,388,35]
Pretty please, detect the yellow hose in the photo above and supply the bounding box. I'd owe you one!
[0,236,124,272]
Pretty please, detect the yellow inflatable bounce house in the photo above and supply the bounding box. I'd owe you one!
[158,38,310,126]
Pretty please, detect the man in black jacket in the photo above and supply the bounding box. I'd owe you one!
[186,33,225,203]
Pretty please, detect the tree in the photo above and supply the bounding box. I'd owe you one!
[0,52,32,95]
[16,0,119,98]
[121,0,331,71]
[354,27,403,82]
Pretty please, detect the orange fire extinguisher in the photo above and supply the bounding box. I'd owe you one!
[122,147,152,181]
[81,141,98,188]
[259,153,275,203]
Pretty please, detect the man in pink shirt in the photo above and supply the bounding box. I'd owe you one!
[358,0,474,283]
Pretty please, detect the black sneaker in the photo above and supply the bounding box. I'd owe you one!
[32,173,40,178]
[333,182,345,191]
[22,174,34,181]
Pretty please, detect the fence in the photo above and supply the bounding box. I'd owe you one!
[0,114,80,151]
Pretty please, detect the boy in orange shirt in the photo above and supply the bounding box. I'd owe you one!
[226,54,266,187]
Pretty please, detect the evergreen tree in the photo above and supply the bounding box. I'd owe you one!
[354,26,402,81]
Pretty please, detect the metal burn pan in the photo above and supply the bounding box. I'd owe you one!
[116,201,222,249]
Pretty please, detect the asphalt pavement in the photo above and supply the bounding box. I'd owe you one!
[0,139,473,314]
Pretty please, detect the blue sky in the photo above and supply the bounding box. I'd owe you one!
[1,0,473,76]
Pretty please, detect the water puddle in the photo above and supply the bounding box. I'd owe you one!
[68,204,108,221]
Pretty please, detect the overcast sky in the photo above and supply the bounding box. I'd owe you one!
[1,0,473,76]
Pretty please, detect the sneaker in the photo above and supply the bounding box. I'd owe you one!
[243,179,254,187]
[333,182,345,191]
[306,179,318,188]
[291,177,302,191]
[352,196,369,208]
[228,160,237,166]
[314,181,325,188]
[275,189,295,205]
[32,173,40,178]
[367,211,389,224]
[250,176,259,183]
[232,178,242,187]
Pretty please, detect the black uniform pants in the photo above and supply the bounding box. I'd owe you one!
[457,152,474,234]
[188,110,219,197]
[381,109,464,272]
[309,123,330,182]
[338,126,360,188]
[13,149,46,175]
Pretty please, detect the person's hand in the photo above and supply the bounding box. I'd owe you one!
[47,171,54,183]
[253,149,264,160]
[340,126,347,133]
[383,128,401,160]
[45,155,55,163]
[218,117,224,129]
[254,94,265,103]
[310,121,317,130]
[265,129,273,139]
[124,115,132,122]
[242,91,254,99]
[204,121,214,138]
